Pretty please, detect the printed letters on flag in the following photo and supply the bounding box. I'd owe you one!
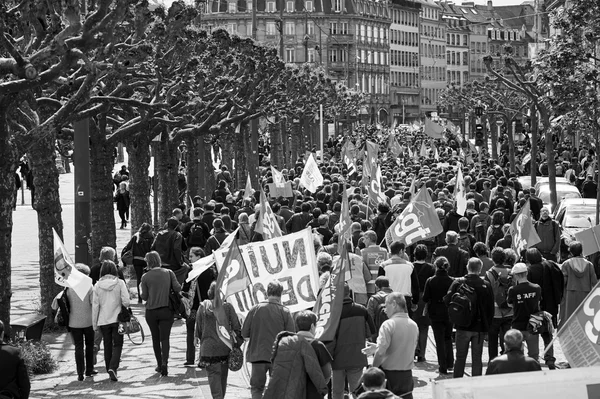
[53,228,92,301]
[255,190,282,239]
[244,174,255,200]
[368,163,387,205]
[455,164,467,215]
[385,187,443,248]
[341,140,357,176]
[510,200,541,254]
[424,118,445,139]
[299,153,324,193]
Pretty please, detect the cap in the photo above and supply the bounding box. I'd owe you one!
[512,263,528,274]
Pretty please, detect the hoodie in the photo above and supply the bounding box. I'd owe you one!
[92,276,130,329]
[358,389,399,399]
[563,257,598,292]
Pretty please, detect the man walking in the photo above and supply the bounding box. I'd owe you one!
[444,258,494,378]
[532,207,561,262]
[363,293,417,399]
[433,231,469,278]
[360,230,389,295]
[242,281,296,399]
[379,242,419,318]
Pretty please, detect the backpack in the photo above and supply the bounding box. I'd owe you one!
[488,225,504,248]
[54,288,71,329]
[187,223,207,248]
[457,234,471,254]
[447,279,478,328]
[487,268,512,309]
[374,295,389,331]
[474,219,487,243]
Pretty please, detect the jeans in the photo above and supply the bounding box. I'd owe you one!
[488,317,512,360]
[100,323,123,372]
[541,314,557,364]
[382,369,413,399]
[71,326,95,376]
[146,307,175,367]
[186,316,196,364]
[206,361,229,399]
[431,320,454,372]
[415,322,429,359]
[118,208,129,224]
[250,362,272,399]
[332,368,363,399]
[521,330,540,361]
[454,330,485,378]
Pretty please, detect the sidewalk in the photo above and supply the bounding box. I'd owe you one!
[11,169,569,399]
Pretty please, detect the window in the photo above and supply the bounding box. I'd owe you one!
[463,34,467,46]
[247,22,253,36]
[367,26,372,43]
[286,48,295,62]
[305,0,313,11]
[333,0,341,12]
[329,49,338,63]
[266,21,277,35]
[285,22,295,35]
[308,48,316,62]
[246,0,252,11]
[228,2,236,13]
[286,1,294,12]
[227,23,238,34]
[266,1,275,12]
[329,22,337,35]
[307,21,314,35]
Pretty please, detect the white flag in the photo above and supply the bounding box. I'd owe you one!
[455,164,467,215]
[255,190,282,239]
[271,166,285,188]
[244,174,255,200]
[53,228,92,301]
[299,153,323,193]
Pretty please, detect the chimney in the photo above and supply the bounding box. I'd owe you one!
[487,0,493,11]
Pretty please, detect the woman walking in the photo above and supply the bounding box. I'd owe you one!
[92,261,130,381]
[122,223,155,303]
[196,281,243,399]
[412,244,436,362]
[422,256,454,375]
[140,251,181,376]
[114,181,130,229]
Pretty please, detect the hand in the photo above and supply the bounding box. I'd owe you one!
[411,304,418,312]
[361,341,378,356]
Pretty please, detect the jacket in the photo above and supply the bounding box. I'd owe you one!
[330,298,375,370]
[92,276,130,329]
[286,212,312,233]
[196,300,242,358]
[263,333,328,399]
[0,343,30,399]
[151,229,183,269]
[485,348,542,375]
[205,230,229,255]
[358,389,399,399]
[422,269,454,322]
[113,190,130,211]
[527,261,564,316]
[533,217,560,255]
[122,231,154,263]
[67,287,93,329]
[444,274,494,332]
[432,244,468,278]
[242,300,296,362]
[366,287,393,323]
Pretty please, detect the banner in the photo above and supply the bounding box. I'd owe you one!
[424,118,445,139]
[214,228,319,316]
[555,283,600,368]
[267,182,293,198]
[53,228,92,301]
[367,163,387,205]
[300,153,323,193]
[575,225,600,257]
[337,183,352,243]
[341,140,357,176]
[244,174,255,199]
[362,140,379,184]
[455,164,467,215]
[419,141,427,158]
[387,135,402,158]
[510,200,541,254]
[213,241,250,325]
[385,187,443,248]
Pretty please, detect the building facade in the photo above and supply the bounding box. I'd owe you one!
[441,2,470,87]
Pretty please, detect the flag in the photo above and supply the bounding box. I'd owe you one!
[300,153,323,193]
[313,238,349,341]
[53,228,92,301]
[408,147,414,159]
[447,120,458,135]
[407,177,416,197]
[387,135,402,158]
[244,174,255,200]
[367,163,387,205]
[213,240,250,345]
[554,282,600,367]
[419,141,427,158]
[338,184,352,243]
[189,195,195,218]
[455,163,467,215]
[522,153,532,166]
[433,143,440,161]
[341,140,357,176]
[384,187,443,248]
[271,166,285,187]
[424,118,445,139]
[510,200,541,254]
[362,140,379,184]
[255,189,282,239]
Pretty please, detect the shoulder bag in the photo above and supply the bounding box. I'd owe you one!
[168,271,188,319]
[117,306,145,345]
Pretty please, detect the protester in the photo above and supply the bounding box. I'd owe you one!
[196,282,243,398]
[432,231,468,278]
[121,222,154,303]
[140,251,181,376]
[411,244,435,362]
[336,242,371,305]
[361,230,389,294]
[92,260,130,381]
[379,241,419,318]
[485,329,542,375]
[114,181,130,229]
[367,276,393,339]
[532,207,561,262]
[484,247,513,361]
[242,280,295,399]
[152,217,188,284]
[362,293,417,399]
[0,320,30,399]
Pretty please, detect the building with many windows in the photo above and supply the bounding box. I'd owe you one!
[441,2,469,87]
[389,0,421,124]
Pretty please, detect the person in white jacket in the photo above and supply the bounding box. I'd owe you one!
[92,261,130,382]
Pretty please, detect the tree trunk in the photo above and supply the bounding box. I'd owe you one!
[156,135,179,225]
[530,104,538,188]
[126,137,152,235]
[185,136,198,200]
[270,122,282,169]
[540,108,558,209]
[242,122,258,187]
[203,136,217,195]
[235,126,247,191]
[508,118,516,174]
[220,126,235,177]
[281,119,289,168]
[0,103,18,332]
[89,119,117,261]
[29,132,63,326]
[290,121,302,165]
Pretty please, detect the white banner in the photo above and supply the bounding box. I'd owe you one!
[214,228,319,316]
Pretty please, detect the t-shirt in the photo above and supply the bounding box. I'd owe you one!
[507,282,541,331]
[306,338,333,399]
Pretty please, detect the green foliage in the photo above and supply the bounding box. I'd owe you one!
[17,340,58,375]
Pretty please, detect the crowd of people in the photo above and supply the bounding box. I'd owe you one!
[3,123,600,399]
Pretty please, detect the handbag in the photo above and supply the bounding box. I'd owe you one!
[117,306,132,323]
[228,345,243,371]
[121,249,133,265]
[168,272,188,319]
[118,314,145,345]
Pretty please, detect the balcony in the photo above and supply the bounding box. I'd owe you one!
[328,34,354,45]
[329,62,348,71]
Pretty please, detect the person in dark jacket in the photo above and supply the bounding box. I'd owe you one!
[423,256,454,375]
[485,329,541,375]
[331,283,376,399]
[286,202,313,233]
[151,218,188,284]
[0,321,30,399]
[357,367,399,399]
[205,218,229,255]
[113,181,131,229]
[122,223,154,303]
[432,231,469,278]
[532,207,561,262]
[525,248,563,369]
[411,244,435,363]
[444,257,495,378]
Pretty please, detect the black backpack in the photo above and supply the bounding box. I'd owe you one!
[487,268,512,309]
[457,234,471,254]
[488,225,504,248]
[55,288,71,329]
[475,219,488,243]
[187,223,207,248]
[447,279,478,328]
[374,296,389,331]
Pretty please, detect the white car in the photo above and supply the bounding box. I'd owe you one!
[536,182,581,214]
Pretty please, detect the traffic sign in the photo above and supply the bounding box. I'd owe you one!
[496,118,504,126]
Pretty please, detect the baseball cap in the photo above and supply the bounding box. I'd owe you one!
[512,263,528,274]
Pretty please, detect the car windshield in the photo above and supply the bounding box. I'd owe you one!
[564,208,595,229]
[539,187,580,204]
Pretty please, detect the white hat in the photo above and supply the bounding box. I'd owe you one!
[512,263,528,274]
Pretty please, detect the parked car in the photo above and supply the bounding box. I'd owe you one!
[553,198,597,262]
[536,182,581,214]
[533,176,568,191]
